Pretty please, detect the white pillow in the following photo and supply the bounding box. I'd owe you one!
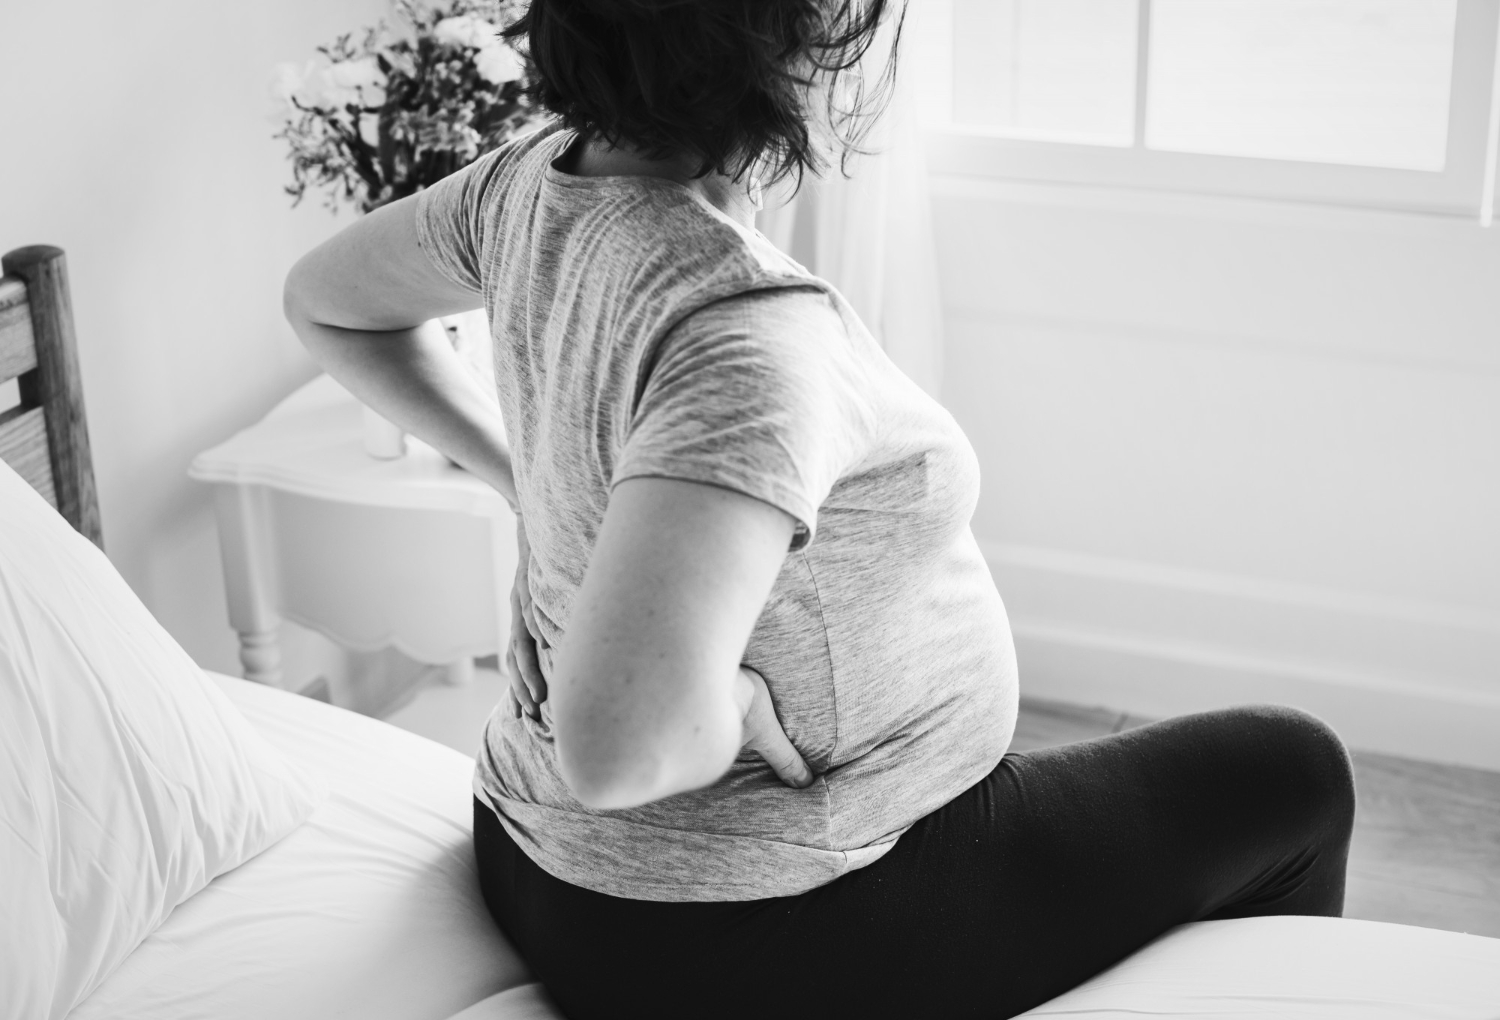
[0,460,326,1020]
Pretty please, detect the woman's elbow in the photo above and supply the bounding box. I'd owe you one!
[557,745,667,811]
[553,689,741,810]
[282,256,318,335]
[551,677,671,809]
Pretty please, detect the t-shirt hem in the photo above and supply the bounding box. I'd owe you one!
[481,788,900,903]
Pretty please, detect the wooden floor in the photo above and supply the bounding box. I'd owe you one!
[1012,697,1500,938]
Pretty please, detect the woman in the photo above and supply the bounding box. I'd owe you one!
[283,2,1356,1016]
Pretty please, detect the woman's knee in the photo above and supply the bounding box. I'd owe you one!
[1224,704,1356,838]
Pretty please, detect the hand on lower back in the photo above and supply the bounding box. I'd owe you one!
[738,665,814,789]
[507,515,548,719]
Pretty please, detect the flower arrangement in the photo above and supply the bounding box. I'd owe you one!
[272,0,542,213]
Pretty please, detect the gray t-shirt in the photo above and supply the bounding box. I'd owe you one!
[416,122,1018,902]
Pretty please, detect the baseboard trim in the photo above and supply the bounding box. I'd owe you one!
[981,541,1500,771]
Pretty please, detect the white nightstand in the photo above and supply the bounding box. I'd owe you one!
[190,374,517,693]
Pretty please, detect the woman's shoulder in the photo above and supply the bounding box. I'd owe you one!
[456,120,572,209]
[530,144,797,275]
[622,192,828,319]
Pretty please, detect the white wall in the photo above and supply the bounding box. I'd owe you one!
[933,175,1500,769]
[0,0,387,682]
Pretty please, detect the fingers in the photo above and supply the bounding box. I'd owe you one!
[511,544,548,709]
[514,628,546,707]
[754,727,815,790]
[739,666,815,790]
[511,597,547,704]
[507,641,539,719]
[518,604,547,702]
[506,579,548,718]
[507,515,546,722]
[520,592,542,645]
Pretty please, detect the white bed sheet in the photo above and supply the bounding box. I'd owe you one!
[1017,915,1500,1020]
[71,673,532,1020]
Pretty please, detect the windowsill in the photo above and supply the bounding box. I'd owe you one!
[924,128,1492,221]
[927,171,1498,237]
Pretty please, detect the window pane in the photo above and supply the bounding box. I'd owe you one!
[1146,0,1456,171]
[953,0,1139,145]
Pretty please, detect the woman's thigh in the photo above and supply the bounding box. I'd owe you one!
[774,704,1356,1016]
[476,704,1355,1020]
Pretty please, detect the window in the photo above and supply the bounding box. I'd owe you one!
[936,0,1500,219]
[1148,0,1455,170]
[953,0,1138,145]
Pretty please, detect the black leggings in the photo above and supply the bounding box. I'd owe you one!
[474,704,1355,1020]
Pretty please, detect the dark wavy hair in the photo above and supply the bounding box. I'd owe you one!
[501,0,904,193]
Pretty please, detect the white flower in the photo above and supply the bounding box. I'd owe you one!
[270,60,314,107]
[474,43,524,85]
[433,15,498,50]
[299,56,386,110]
[328,56,386,92]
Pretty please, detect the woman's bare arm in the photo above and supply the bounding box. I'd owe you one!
[282,195,516,504]
[552,476,813,810]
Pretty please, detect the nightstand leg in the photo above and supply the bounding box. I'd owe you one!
[238,628,284,687]
[213,484,285,687]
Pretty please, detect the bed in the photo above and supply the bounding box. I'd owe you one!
[4,245,1499,1020]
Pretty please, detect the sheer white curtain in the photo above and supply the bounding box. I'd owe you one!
[756,0,948,398]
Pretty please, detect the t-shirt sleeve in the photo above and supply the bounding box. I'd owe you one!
[614,287,871,551]
[413,146,507,293]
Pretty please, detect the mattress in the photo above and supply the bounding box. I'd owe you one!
[70,673,532,1020]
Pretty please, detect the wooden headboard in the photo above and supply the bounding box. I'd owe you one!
[0,245,102,548]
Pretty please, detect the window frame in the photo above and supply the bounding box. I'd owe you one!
[927,0,1500,220]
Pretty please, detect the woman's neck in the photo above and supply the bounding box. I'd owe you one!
[562,134,759,228]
